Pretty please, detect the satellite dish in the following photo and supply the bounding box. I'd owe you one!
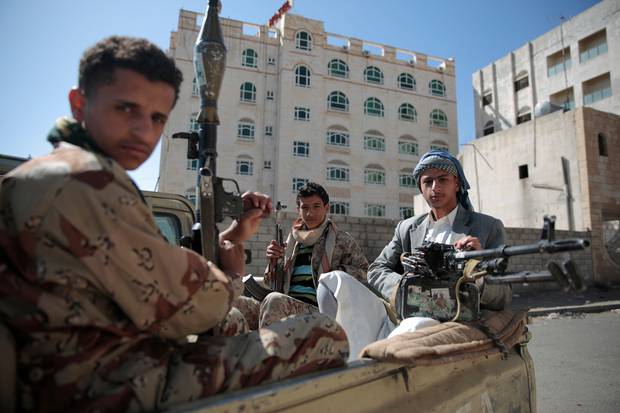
[534,101,564,117]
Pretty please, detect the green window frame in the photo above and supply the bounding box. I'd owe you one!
[326,130,350,147]
[236,159,254,176]
[242,48,258,68]
[398,140,418,156]
[328,59,349,78]
[430,109,448,128]
[327,91,349,112]
[295,65,311,87]
[240,82,256,102]
[237,121,255,140]
[326,166,350,182]
[400,206,414,220]
[292,177,309,192]
[364,66,384,84]
[429,79,446,97]
[365,204,385,217]
[295,31,312,51]
[399,103,417,121]
[364,135,385,151]
[398,73,416,90]
[330,201,350,216]
[399,174,415,188]
[364,168,386,185]
[294,106,310,121]
[364,97,384,117]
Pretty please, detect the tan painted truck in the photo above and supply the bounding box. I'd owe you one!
[144,191,537,413]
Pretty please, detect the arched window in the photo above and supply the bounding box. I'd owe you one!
[240,82,256,102]
[330,201,350,216]
[189,112,199,132]
[364,132,385,151]
[430,109,448,128]
[328,59,349,78]
[364,97,384,117]
[429,79,446,97]
[242,48,258,68]
[327,91,349,112]
[430,140,449,152]
[399,103,417,122]
[399,168,415,188]
[326,127,350,147]
[326,161,350,182]
[398,137,419,156]
[483,120,495,136]
[365,204,385,217]
[237,119,255,140]
[364,66,384,84]
[398,73,416,90]
[295,65,311,87]
[365,164,386,185]
[598,133,608,157]
[295,31,312,50]
[236,155,254,176]
[400,206,414,220]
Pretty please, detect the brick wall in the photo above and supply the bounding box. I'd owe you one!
[244,213,594,289]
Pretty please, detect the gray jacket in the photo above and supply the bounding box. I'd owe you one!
[368,206,511,310]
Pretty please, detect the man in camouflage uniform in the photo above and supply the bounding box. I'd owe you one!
[236,182,369,331]
[0,36,348,412]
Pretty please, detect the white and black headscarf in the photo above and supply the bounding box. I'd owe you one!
[413,150,473,211]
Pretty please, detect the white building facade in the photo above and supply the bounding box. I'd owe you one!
[472,0,620,138]
[159,9,457,219]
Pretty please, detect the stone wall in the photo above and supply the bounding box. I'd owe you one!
[244,213,594,289]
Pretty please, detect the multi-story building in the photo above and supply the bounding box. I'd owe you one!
[472,0,619,138]
[159,9,457,219]
[458,107,619,284]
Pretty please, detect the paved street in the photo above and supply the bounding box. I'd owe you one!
[528,310,620,412]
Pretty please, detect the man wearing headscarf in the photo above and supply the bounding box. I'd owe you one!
[367,150,512,332]
[308,151,513,360]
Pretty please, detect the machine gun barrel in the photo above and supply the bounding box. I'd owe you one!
[453,238,590,262]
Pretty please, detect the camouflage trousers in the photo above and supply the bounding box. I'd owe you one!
[233,293,319,330]
[161,312,348,408]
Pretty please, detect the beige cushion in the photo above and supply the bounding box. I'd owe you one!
[360,309,527,365]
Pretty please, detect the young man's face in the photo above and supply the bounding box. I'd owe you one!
[419,168,459,212]
[297,194,329,229]
[69,68,176,170]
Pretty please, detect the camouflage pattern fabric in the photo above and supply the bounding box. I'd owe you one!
[235,293,319,330]
[263,225,369,294]
[0,118,349,412]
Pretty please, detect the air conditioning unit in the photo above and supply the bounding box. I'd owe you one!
[362,50,370,57]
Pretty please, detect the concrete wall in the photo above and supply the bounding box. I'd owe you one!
[243,213,594,290]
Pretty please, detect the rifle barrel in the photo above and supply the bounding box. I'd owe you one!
[454,239,589,261]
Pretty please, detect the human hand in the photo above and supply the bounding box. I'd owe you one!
[220,191,272,243]
[400,251,431,276]
[454,235,481,251]
[266,239,286,260]
[218,239,245,276]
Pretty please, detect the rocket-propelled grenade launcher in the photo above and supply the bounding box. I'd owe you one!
[173,0,243,262]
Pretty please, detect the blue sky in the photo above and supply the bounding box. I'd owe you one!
[0,0,599,190]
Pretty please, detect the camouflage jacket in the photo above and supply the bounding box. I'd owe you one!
[0,119,244,410]
[264,222,369,295]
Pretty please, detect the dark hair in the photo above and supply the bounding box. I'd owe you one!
[296,182,329,206]
[78,36,183,103]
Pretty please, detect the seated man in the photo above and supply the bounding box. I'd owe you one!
[321,151,512,358]
[0,36,348,412]
[235,182,369,329]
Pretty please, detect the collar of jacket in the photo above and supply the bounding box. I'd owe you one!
[46,117,147,205]
[409,205,473,246]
